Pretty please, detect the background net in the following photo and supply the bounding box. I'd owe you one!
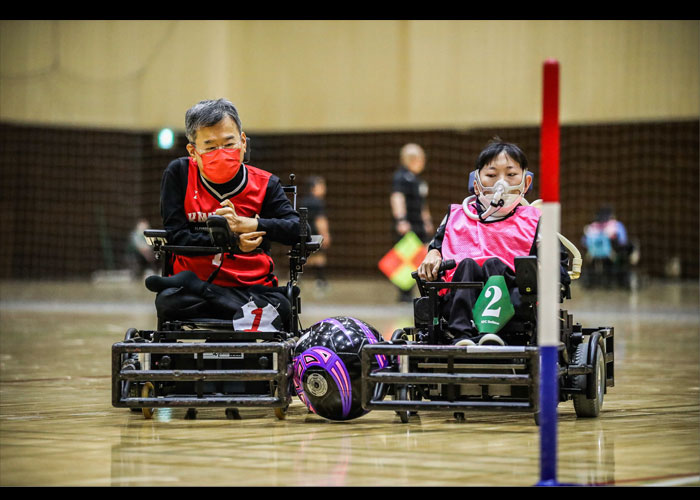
[1,120,697,281]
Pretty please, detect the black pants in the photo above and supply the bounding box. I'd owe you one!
[442,257,525,341]
[146,271,291,330]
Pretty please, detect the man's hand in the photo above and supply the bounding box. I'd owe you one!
[396,219,411,235]
[215,200,259,234]
[238,231,266,253]
[391,192,411,236]
[418,248,443,281]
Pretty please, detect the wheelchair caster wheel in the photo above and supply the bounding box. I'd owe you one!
[185,408,198,420]
[394,386,412,423]
[274,407,287,420]
[141,382,155,420]
[225,408,241,420]
[397,410,410,424]
[454,412,465,423]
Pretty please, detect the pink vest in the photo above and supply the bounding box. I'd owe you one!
[442,203,540,282]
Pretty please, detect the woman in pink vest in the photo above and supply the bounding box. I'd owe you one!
[417,139,570,345]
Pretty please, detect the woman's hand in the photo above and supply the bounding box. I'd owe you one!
[418,248,443,281]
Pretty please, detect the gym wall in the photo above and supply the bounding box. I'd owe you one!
[1,20,698,280]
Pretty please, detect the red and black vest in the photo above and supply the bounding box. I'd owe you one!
[173,159,278,288]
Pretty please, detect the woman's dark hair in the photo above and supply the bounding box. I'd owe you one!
[475,138,528,171]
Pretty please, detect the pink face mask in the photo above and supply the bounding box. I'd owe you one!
[198,147,243,183]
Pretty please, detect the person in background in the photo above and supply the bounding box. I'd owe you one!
[390,143,433,302]
[582,206,635,288]
[125,218,156,279]
[300,176,332,295]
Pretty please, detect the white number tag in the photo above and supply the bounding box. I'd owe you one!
[482,285,503,318]
[233,301,280,332]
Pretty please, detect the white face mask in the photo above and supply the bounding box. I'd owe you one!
[471,170,528,221]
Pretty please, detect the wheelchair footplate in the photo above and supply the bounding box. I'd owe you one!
[112,323,296,420]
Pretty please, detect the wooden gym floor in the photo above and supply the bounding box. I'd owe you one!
[0,278,698,487]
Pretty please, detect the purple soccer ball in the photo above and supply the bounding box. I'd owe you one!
[293,317,388,421]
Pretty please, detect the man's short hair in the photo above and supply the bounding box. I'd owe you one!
[475,138,528,171]
[400,143,425,162]
[185,98,242,144]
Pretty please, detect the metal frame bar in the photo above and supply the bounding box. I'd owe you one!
[361,343,542,413]
[112,337,295,409]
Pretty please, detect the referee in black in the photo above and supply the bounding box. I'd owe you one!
[390,143,433,302]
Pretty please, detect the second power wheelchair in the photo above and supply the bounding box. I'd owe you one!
[111,176,322,420]
[360,227,616,425]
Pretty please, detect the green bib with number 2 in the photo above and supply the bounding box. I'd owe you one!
[472,276,515,334]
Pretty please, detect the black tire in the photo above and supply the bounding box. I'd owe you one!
[225,408,241,420]
[124,327,139,341]
[389,329,411,422]
[391,328,404,340]
[572,342,605,418]
[395,386,411,423]
[272,382,290,420]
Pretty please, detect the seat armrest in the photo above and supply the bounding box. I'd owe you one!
[144,229,168,246]
[305,235,323,253]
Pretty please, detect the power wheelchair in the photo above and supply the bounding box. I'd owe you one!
[111,175,322,420]
[360,232,615,424]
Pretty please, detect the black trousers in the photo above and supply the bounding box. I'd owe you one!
[146,271,291,330]
[442,257,525,341]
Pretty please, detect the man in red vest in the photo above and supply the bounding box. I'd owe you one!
[146,99,304,331]
[417,139,570,345]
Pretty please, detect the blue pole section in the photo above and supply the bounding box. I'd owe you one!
[536,201,561,485]
[537,345,559,485]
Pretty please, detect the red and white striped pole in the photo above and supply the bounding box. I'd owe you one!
[537,59,561,486]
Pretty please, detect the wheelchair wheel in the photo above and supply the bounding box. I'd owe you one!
[225,408,241,420]
[395,386,411,423]
[572,342,605,418]
[394,385,421,423]
[391,329,405,341]
[272,382,289,420]
[390,328,412,422]
[141,382,156,420]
